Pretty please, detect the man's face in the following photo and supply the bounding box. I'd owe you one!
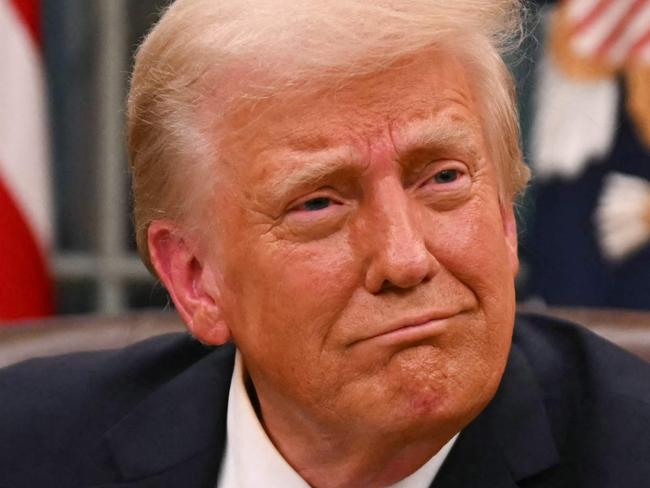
[201,51,518,442]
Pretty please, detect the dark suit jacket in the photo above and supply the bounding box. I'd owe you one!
[1,313,649,487]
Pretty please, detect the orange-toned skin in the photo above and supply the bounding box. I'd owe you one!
[149,51,520,488]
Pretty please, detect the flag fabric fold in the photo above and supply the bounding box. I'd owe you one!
[0,0,54,321]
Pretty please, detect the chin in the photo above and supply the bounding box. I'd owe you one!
[371,396,471,449]
[379,347,503,436]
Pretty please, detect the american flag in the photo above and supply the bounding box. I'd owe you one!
[0,0,54,321]
[562,0,650,66]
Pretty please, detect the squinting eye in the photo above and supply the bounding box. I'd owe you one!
[298,197,332,211]
[433,169,460,184]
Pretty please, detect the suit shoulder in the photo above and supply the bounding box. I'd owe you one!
[0,331,209,394]
[514,313,650,485]
[0,332,234,479]
[514,312,650,401]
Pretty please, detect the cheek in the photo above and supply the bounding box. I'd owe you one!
[225,231,359,350]
[428,199,513,289]
[425,199,516,348]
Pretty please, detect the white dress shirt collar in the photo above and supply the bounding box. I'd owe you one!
[218,351,458,488]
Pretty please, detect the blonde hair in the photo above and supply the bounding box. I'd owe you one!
[128,0,531,271]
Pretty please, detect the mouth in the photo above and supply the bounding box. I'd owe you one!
[350,311,461,347]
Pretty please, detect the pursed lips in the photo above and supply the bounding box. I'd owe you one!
[349,310,463,347]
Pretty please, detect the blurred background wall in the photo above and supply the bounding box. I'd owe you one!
[0,0,648,321]
[42,0,171,315]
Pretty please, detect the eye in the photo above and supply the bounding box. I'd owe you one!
[415,162,471,204]
[433,169,460,184]
[294,197,333,212]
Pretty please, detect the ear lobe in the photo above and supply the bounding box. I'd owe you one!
[147,220,232,345]
[500,204,520,277]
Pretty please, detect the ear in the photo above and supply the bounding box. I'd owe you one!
[147,220,232,345]
[500,203,520,278]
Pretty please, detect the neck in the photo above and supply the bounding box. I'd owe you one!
[288,435,450,488]
[252,387,457,488]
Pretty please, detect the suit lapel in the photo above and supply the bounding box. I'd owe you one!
[432,342,560,487]
[103,343,236,485]
[430,416,517,488]
[93,448,224,488]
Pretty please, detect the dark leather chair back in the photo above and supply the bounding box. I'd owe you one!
[520,305,650,362]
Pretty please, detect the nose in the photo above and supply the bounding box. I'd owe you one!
[363,180,439,294]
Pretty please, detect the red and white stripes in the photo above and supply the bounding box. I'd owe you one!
[0,0,53,320]
[532,0,650,180]
[564,0,650,66]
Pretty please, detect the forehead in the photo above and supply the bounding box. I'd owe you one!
[218,50,483,167]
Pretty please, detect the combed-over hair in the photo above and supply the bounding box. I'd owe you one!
[128,0,531,271]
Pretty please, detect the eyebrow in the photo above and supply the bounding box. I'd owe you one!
[256,145,361,202]
[394,116,481,162]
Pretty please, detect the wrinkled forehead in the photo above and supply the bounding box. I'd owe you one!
[214,50,484,165]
